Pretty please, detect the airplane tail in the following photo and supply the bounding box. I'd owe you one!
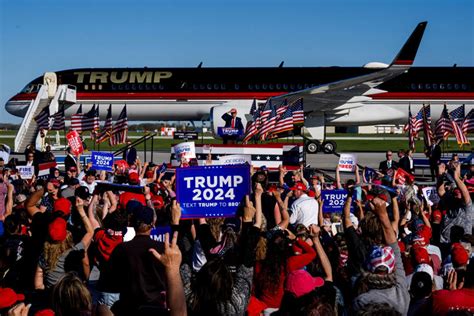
[390,21,427,67]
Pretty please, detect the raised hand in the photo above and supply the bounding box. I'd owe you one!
[149,231,182,273]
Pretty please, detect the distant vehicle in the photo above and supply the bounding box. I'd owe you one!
[5,22,474,153]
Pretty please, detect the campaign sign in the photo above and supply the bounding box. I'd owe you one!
[18,165,34,179]
[66,131,84,155]
[174,142,196,160]
[150,226,172,242]
[321,189,353,213]
[422,186,440,206]
[0,144,10,163]
[338,154,357,172]
[91,151,114,171]
[176,165,251,218]
[219,155,252,165]
[394,168,415,185]
[217,127,243,137]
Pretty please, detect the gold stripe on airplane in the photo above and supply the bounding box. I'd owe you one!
[74,71,173,84]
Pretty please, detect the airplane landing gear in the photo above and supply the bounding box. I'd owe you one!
[322,140,337,154]
[305,140,320,154]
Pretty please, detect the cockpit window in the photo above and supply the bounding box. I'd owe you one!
[21,84,40,93]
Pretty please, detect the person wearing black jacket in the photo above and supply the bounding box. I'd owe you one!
[379,150,399,175]
[399,149,415,174]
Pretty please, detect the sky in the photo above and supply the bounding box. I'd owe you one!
[0,0,472,124]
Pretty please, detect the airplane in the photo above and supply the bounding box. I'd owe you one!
[5,21,474,153]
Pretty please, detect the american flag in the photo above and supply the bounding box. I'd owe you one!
[411,107,424,134]
[421,104,434,148]
[243,100,258,143]
[259,99,273,124]
[271,105,294,136]
[289,98,304,125]
[276,99,288,116]
[450,111,469,146]
[110,106,128,146]
[35,106,50,130]
[259,102,277,140]
[96,104,113,143]
[50,106,65,131]
[71,105,100,132]
[450,105,465,123]
[406,105,415,150]
[462,109,474,134]
[435,104,453,141]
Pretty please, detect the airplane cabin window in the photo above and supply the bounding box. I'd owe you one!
[255,84,260,90]
[290,84,295,90]
[234,84,240,90]
[221,84,226,90]
[425,83,431,90]
[262,84,267,90]
[433,83,438,90]
[411,83,417,90]
[276,83,281,90]
[283,84,288,90]
[440,84,445,90]
[454,84,460,90]
[447,84,453,90]
[159,84,165,90]
[462,84,467,90]
[297,84,303,89]
[269,84,274,90]
[200,84,205,90]
[248,84,253,90]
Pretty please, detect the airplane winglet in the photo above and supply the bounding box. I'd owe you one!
[391,21,427,66]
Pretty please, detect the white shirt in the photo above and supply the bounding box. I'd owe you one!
[80,180,97,193]
[290,193,319,227]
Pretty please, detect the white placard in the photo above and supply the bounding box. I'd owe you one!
[219,154,252,165]
[18,165,34,179]
[0,144,10,163]
[422,186,440,206]
[338,154,357,172]
[174,141,196,160]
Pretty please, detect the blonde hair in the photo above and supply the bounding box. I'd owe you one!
[52,272,92,316]
[43,231,74,271]
[207,218,225,241]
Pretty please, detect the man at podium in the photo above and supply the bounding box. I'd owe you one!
[221,108,244,144]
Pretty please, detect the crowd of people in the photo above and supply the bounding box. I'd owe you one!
[0,145,473,316]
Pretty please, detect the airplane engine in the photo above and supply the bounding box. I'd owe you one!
[210,101,255,138]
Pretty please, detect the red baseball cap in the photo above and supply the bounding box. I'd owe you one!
[48,217,68,242]
[230,108,237,113]
[413,225,432,246]
[54,197,72,216]
[412,245,430,265]
[151,195,164,209]
[432,210,442,222]
[290,182,307,191]
[34,309,55,316]
[284,270,324,298]
[451,243,469,267]
[0,288,25,309]
[128,172,140,185]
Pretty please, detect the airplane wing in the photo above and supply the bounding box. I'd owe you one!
[269,21,428,115]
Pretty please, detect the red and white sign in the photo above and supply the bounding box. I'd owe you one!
[338,154,357,172]
[66,130,84,155]
[394,168,415,185]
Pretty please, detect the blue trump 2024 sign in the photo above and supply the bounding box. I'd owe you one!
[321,189,354,213]
[176,165,250,218]
[91,151,114,171]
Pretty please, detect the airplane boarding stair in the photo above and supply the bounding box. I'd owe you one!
[14,83,76,153]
